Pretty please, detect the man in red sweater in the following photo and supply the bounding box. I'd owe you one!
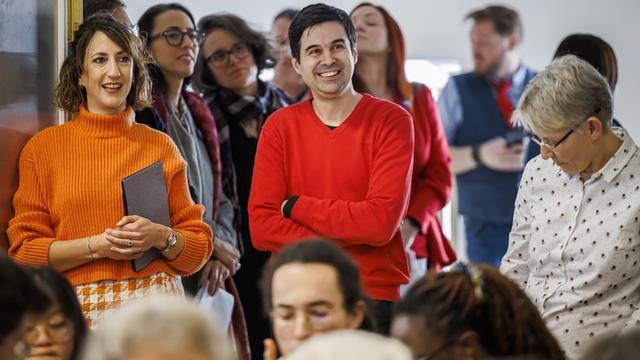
[248,3,414,334]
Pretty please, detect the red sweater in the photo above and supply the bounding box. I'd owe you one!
[406,84,456,268]
[249,94,414,301]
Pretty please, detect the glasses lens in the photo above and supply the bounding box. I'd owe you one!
[210,51,228,67]
[165,30,183,46]
[187,30,202,43]
[232,43,250,58]
[25,320,72,343]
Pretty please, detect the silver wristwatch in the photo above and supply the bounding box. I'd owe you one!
[161,231,177,253]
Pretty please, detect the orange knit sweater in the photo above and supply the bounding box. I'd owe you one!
[8,106,213,286]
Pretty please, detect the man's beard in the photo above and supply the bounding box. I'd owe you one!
[473,50,507,80]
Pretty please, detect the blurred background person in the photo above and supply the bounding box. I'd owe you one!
[0,255,50,359]
[192,13,290,358]
[270,8,307,103]
[83,0,133,25]
[284,329,412,360]
[260,240,370,359]
[7,15,212,326]
[82,295,234,360]
[350,2,454,279]
[17,266,87,360]
[392,262,565,359]
[502,55,639,359]
[135,4,248,358]
[438,5,536,266]
[525,33,620,162]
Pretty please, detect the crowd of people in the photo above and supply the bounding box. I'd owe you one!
[2,0,638,359]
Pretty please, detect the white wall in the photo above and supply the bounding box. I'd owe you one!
[124,0,640,139]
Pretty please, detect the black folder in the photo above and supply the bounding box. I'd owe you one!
[121,161,171,272]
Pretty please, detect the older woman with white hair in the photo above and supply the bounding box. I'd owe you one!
[82,295,234,360]
[283,330,412,360]
[501,55,640,359]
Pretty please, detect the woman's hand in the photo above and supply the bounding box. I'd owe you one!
[199,259,230,295]
[263,338,278,360]
[92,232,145,261]
[103,215,169,257]
[213,237,241,275]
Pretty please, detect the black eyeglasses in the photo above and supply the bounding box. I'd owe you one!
[531,127,578,152]
[150,29,203,47]
[206,42,251,68]
[531,108,601,152]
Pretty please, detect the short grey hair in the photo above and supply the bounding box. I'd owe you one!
[82,295,233,360]
[512,55,613,134]
[284,330,413,360]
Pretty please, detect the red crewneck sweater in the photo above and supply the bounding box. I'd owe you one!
[249,94,414,301]
[8,106,212,286]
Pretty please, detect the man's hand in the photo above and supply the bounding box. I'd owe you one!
[478,136,526,172]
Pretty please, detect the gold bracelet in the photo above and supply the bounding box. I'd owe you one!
[87,236,96,260]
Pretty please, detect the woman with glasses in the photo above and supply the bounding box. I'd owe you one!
[136,5,249,358]
[501,55,640,359]
[136,3,242,297]
[7,15,212,326]
[191,13,290,358]
[392,263,565,359]
[17,267,87,360]
[349,3,454,278]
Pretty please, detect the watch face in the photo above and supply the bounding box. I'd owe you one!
[163,231,177,252]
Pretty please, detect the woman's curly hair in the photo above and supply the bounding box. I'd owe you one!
[53,14,153,113]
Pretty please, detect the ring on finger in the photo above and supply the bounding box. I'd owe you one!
[127,239,133,248]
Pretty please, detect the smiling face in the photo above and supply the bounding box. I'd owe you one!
[201,29,258,95]
[271,263,364,356]
[350,5,389,56]
[292,21,356,99]
[79,31,133,115]
[148,9,199,83]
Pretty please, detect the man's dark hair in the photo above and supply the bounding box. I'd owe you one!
[0,255,50,340]
[465,5,523,39]
[273,8,300,23]
[83,0,125,19]
[288,3,356,61]
[260,239,369,317]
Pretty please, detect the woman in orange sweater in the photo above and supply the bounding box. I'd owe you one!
[7,15,212,325]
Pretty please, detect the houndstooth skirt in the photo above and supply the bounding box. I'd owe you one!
[75,272,184,327]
